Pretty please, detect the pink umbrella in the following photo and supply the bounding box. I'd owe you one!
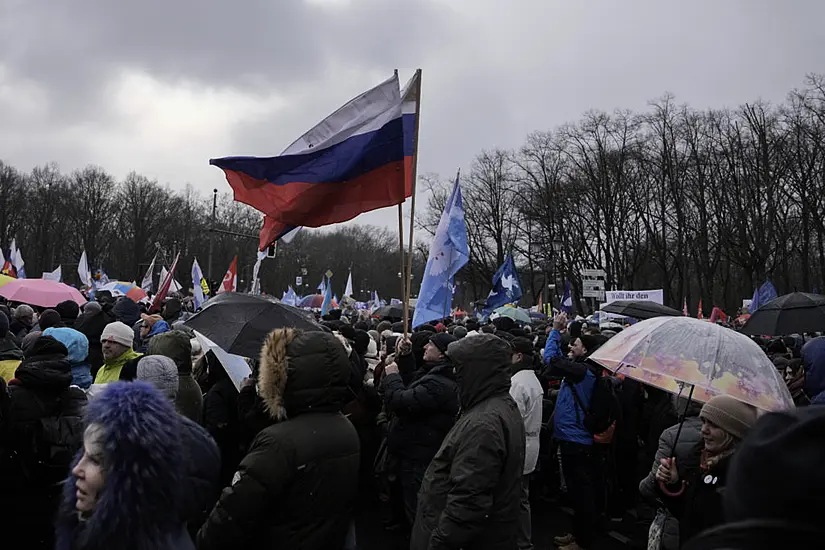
[0,279,87,308]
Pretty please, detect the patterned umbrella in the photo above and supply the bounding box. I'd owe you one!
[298,294,337,309]
[97,281,148,303]
[590,316,793,411]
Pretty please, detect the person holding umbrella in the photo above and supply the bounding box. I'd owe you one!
[655,395,758,546]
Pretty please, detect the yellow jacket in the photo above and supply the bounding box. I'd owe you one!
[0,358,21,382]
[93,349,142,384]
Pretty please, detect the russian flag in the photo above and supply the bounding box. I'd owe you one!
[212,72,419,249]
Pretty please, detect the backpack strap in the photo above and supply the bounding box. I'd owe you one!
[568,380,586,422]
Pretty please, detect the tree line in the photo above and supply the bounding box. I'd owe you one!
[0,162,423,300]
[419,73,825,314]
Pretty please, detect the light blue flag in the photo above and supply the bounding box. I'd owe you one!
[192,258,205,310]
[413,172,469,328]
[482,255,523,317]
[282,286,299,307]
[321,277,333,315]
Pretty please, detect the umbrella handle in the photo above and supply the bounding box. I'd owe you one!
[658,479,686,497]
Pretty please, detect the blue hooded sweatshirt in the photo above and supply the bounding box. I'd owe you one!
[44,327,92,389]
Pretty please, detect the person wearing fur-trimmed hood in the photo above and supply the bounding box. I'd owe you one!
[197,328,361,550]
[56,381,194,549]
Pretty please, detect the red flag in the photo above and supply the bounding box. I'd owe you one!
[709,307,728,324]
[697,299,704,320]
[1,261,16,278]
[682,298,688,316]
[217,256,238,294]
[150,252,180,313]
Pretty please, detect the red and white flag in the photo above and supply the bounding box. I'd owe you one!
[682,298,689,316]
[217,256,238,294]
[697,299,704,320]
[150,252,180,313]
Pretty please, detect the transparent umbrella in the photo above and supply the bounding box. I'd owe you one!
[590,316,793,411]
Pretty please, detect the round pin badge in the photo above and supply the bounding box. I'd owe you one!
[704,474,713,484]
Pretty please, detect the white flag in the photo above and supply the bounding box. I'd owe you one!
[161,266,182,293]
[78,251,92,288]
[42,266,62,282]
[344,269,353,297]
[192,258,205,310]
[141,253,156,292]
[10,238,25,278]
[251,250,266,295]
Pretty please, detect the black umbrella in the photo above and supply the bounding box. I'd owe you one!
[184,292,322,358]
[740,292,825,336]
[373,304,414,321]
[600,300,683,320]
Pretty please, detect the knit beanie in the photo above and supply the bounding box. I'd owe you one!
[510,336,534,356]
[724,406,825,526]
[699,395,758,441]
[38,309,63,331]
[453,326,468,339]
[100,321,135,348]
[147,330,193,374]
[430,333,457,355]
[55,300,80,323]
[83,301,102,315]
[136,355,179,401]
[578,334,601,354]
[140,313,164,330]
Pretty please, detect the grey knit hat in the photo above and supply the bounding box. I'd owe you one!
[699,395,758,441]
[136,355,179,401]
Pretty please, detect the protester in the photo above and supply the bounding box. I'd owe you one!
[56,382,195,549]
[655,395,758,545]
[543,312,602,550]
[640,396,704,550]
[93,321,142,384]
[148,330,202,424]
[509,337,544,550]
[202,352,243,486]
[44,326,93,389]
[197,329,360,549]
[411,334,525,550]
[382,332,459,524]
[685,405,825,549]
[137,312,171,352]
[11,304,35,340]
[55,300,81,328]
[1,335,86,550]
[74,301,112,378]
[0,311,23,382]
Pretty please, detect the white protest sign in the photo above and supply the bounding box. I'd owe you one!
[604,289,664,304]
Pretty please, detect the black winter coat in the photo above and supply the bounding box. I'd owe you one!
[203,376,242,487]
[1,337,86,548]
[661,446,732,545]
[198,330,360,550]
[383,359,459,463]
[411,335,525,550]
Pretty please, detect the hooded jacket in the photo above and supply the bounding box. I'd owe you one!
[544,328,596,445]
[55,382,193,550]
[411,335,525,550]
[197,329,360,550]
[44,327,93,389]
[148,331,202,424]
[802,337,825,403]
[509,358,543,475]
[1,336,87,548]
[383,355,459,464]
[0,335,23,382]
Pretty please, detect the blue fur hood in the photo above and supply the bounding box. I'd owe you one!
[56,382,192,550]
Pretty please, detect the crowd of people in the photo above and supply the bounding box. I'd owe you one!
[0,292,823,549]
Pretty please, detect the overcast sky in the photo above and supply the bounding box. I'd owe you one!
[2,0,824,236]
